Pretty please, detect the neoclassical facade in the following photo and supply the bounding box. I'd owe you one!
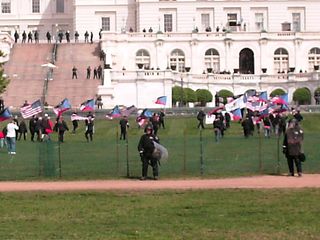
[1,0,320,107]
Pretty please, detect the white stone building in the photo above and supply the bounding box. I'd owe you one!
[1,0,320,107]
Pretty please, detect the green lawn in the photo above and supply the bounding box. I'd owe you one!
[0,189,319,239]
[0,113,318,180]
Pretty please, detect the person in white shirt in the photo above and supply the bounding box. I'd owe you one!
[6,119,19,154]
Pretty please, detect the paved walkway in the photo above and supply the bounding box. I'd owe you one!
[0,174,319,192]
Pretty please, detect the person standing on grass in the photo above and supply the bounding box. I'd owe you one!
[18,119,28,141]
[283,119,304,177]
[6,118,19,155]
[119,115,129,140]
[29,115,37,142]
[138,125,160,180]
[85,116,94,142]
[54,117,69,143]
[158,110,165,129]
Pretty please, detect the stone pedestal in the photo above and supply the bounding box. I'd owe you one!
[97,85,114,109]
[97,67,114,108]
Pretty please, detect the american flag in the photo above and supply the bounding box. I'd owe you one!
[20,100,43,119]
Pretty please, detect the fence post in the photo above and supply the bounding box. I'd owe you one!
[200,128,204,175]
[183,129,186,175]
[116,127,119,176]
[277,135,281,174]
[38,143,43,177]
[258,130,262,173]
[126,135,129,178]
[58,140,62,178]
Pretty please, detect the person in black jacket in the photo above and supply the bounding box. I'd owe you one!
[29,115,37,141]
[283,119,304,177]
[119,116,129,140]
[197,109,206,129]
[85,116,94,142]
[137,125,160,180]
[54,117,69,143]
[18,119,28,140]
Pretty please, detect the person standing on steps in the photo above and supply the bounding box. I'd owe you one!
[74,31,79,43]
[90,32,93,44]
[14,30,19,43]
[22,31,27,43]
[72,66,78,79]
[84,31,89,43]
[46,31,51,43]
[86,66,91,79]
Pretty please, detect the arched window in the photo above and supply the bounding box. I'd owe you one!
[170,49,185,72]
[274,48,289,73]
[135,49,150,69]
[204,48,220,73]
[308,47,320,72]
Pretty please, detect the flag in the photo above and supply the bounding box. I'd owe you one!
[20,99,43,119]
[141,108,153,118]
[271,93,288,105]
[136,108,153,127]
[155,96,167,105]
[0,108,12,121]
[136,116,148,127]
[53,98,71,116]
[71,113,88,121]
[230,108,242,121]
[208,106,224,115]
[121,105,137,117]
[259,91,268,102]
[80,99,95,112]
[243,89,257,102]
[225,96,246,112]
[106,105,122,119]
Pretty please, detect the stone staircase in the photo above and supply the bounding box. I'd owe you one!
[46,43,103,108]
[2,44,53,108]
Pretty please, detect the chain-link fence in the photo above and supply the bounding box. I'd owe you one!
[0,128,318,180]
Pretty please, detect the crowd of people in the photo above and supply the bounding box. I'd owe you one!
[196,107,305,177]
[0,103,306,179]
[70,65,103,80]
[13,29,103,44]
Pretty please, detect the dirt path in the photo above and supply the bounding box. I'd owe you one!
[0,174,320,192]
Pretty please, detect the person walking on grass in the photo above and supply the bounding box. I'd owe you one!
[197,108,206,129]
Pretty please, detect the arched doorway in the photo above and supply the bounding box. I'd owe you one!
[239,48,254,74]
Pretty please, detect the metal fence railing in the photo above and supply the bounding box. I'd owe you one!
[0,129,318,181]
